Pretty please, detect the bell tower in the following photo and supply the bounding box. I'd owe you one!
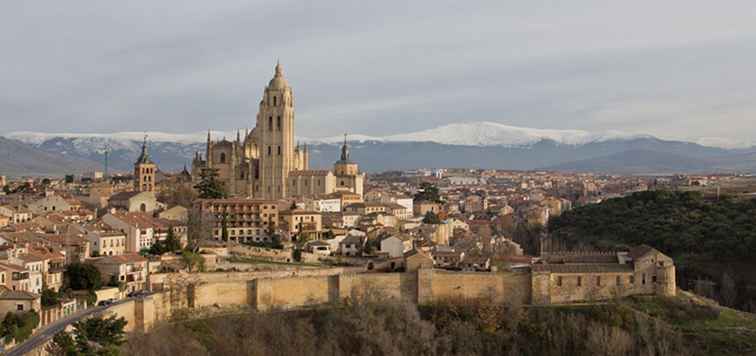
[134,135,157,192]
[257,62,295,199]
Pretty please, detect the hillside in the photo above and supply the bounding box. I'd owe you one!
[548,190,756,312]
[0,137,99,177]
[121,294,756,356]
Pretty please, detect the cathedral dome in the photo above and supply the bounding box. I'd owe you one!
[267,62,289,90]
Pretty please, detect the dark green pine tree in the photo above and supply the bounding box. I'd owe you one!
[194,168,226,199]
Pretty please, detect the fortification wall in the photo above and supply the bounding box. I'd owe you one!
[194,281,252,307]
[338,272,419,303]
[255,276,334,310]
[103,267,674,336]
[104,301,137,332]
[428,271,531,305]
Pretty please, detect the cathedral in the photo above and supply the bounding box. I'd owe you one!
[192,62,364,200]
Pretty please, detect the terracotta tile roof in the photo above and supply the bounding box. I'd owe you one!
[0,285,38,300]
[95,253,147,264]
[629,245,656,259]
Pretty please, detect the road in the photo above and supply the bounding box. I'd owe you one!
[5,298,134,356]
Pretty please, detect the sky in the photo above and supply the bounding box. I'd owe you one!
[1,1,756,146]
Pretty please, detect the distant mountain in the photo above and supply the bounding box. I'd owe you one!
[0,137,99,177]
[3,122,755,175]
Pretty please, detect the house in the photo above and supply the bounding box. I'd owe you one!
[86,230,127,257]
[343,202,388,215]
[92,254,148,292]
[108,191,159,213]
[0,262,32,292]
[384,203,412,220]
[0,204,32,225]
[460,256,491,271]
[379,234,413,259]
[26,195,72,215]
[432,247,465,269]
[280,210,323,235]
[0,286,39,315]
[102,212,158,253]
[404,249,433,272]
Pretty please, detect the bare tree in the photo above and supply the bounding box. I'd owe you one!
[720,272,738,307]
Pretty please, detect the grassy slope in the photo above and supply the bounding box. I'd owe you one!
[630,292,756,356]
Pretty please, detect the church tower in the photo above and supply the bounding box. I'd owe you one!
[257,62,296,199]
[333,134,365,197]
[134,136,157,192]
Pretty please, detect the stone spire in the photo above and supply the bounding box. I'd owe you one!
[136,134,153,164]
[268,61,289,89]
[340,133,350,162]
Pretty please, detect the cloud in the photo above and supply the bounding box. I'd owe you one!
[0,1,755,144]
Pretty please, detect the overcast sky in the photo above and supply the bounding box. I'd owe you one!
[2,1,756,145]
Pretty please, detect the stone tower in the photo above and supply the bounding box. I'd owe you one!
[134,136,157,192]
[257,62,296,199]
[333,134,365,197]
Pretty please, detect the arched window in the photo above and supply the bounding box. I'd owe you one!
[277,116,281,130]
[277,146,281,155]
[140,203,147,212]
[269,116,273,131]
[220,153,226,164]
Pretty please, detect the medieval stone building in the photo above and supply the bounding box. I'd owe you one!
[134,136,157,192]
[192,63,364,200]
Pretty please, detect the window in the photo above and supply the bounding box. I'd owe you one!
[557,276,563,287]
[277,116,281,130]
[269,116,273,131]
[596,276,601,286]
[278,146,281,155]
[629,276,635,284]
[273,96,277,106]
[577,276,582,287]
[268,146,272,156]
[220,153,226,164]
[17,304,23,311]
[652,275,657,283]
[616,276,621,286]
[642,274,646,285]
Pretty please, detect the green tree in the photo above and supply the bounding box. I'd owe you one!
[164,227,181,252]
[414,182,442,203]
[220,213,229,241]
[0,311,40,343]
[64,262,102,291]
[193,168,226,199]
[41,288,60,307]
[48,315,127,356]
[181,250,205,272]
[422,211,441,224]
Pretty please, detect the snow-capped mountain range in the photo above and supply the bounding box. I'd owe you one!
[1,121,755,176]
[5,121,654,148]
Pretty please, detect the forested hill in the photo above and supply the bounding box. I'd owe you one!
[548,190,756,312]
[548,190,756,261]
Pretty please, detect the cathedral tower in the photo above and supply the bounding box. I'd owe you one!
[257,62,296,199]
[134,136,157,192]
